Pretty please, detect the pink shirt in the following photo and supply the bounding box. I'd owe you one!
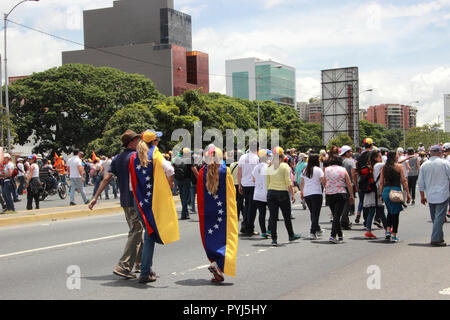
[324,165,347,195]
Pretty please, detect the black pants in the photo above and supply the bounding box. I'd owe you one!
[26,185,40,210]
[340,190,352,227]
[327,193,347,238]
[235,185,244,220]
[241,186,256,234]
[408,176,418,201]
[254,200,267,234]
[386,213,400,233]
[267,190,294,241]
[305,194,323,234]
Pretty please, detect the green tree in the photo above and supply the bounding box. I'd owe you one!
[406,124,450,150]
[327,134,354,150]
[8,63,163,156]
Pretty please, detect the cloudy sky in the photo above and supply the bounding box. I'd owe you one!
[1,0,449,126]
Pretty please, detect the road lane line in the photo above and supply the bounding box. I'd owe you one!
[0,233,127,259]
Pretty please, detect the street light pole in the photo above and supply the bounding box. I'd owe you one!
[4,0,40,152]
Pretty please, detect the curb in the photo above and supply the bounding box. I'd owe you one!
[0,198,181,227]
[0,206,122,227]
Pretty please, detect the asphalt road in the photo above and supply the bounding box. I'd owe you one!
[0,194,449,300]
[10,183,120,210]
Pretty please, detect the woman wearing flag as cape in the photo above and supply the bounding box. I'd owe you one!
[197,145,238,283]
[129,129,180,284]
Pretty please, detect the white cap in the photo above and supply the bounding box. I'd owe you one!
[339,145,352,157]
[3,153,11,158]
[397,147,404,154]
[443,142,450,150]
[17,158,23,161]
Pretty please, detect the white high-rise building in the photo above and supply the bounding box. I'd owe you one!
[445,94,450,133]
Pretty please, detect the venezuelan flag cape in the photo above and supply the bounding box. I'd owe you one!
[129,146,179,245]
[197,163,238,277]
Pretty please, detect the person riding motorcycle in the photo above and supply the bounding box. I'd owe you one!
[39,158,57,191]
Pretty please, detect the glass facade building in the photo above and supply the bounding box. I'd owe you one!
[226,58,296,108]
[255,65,296,106]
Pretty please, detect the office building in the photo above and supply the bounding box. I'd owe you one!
[366,104,417,130]
[62,0,209,97]
[226,58,296,108]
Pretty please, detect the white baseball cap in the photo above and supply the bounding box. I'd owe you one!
[3,153,11,158]
[443,142,450,150]
[339,145,352,157]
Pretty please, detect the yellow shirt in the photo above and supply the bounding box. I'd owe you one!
[266,162,292,191]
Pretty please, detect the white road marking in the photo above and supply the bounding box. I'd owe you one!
[439,287,450,295]
[0,233,127,259]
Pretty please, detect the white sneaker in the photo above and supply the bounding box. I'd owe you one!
[310,233,317,240]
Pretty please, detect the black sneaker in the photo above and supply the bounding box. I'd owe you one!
[373,221,383,229]
[70,202,76,206]
[355,215,360,224]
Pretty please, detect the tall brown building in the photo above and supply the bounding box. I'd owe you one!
[62,0,209,97]
[366,104,417,130]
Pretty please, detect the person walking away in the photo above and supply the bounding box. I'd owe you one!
[237,142,259,236]
[397,147,410,202]
[379,151,411,242]
[130,129,179,283]
[295,153,308,210]
[196,145,238,283]
[173,148,193,220]
[39,158,56,191]
[340,145,356,229]
[91,158,104,199]
[25,155,41,210]
[2,153,16,213]
[266,147,301,246]
[102,156,117,199]
[230,150,244,220]
[324,156,354,243]
[407,148,420,205]
[362,151,388,239]
[89,130,144,279]
[189,149,203,214]
[300,154,325,239]
[68,151,89,206]
[16,158,26,196]
[355,138,374,225]
[252,149,269,238]
[418,145,450,246]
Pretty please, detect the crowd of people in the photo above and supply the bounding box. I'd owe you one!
[1,131,450,283]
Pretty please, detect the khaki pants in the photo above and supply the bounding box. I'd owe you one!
[118,206,143,272]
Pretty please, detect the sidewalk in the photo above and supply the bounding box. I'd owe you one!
[0,196,181,227]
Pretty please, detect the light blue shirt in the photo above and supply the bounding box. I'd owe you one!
[418,156,450,204]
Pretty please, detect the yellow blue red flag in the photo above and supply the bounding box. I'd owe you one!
[197,163,238,277]
[129,146,179,245]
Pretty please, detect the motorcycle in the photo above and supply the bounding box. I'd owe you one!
[39,172,68,201]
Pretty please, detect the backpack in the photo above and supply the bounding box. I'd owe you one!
[358,165,376,193]
[11,167,19,178]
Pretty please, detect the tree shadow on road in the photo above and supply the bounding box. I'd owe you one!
[175,279,234,287]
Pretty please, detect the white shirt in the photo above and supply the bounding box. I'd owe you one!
[252,163,268,202]
[31,163,39,178]
[301,166,324,197]
[399,155,408,177]
[382,155,387,163]
[418,156,450,204]
[68,156,83,178]
[3,162,14,178]
[17,163,25,177]
[238,152,259,187]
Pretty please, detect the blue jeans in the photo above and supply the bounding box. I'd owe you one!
[2,179,15,211]
[104,177,118,199]
[134,200,156,277]
[69,177,88,204]
[177,178,191,217]
[92,175,102,198]
[429,200,448,243]
[189,183,197,212]
[365,206,387,231]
